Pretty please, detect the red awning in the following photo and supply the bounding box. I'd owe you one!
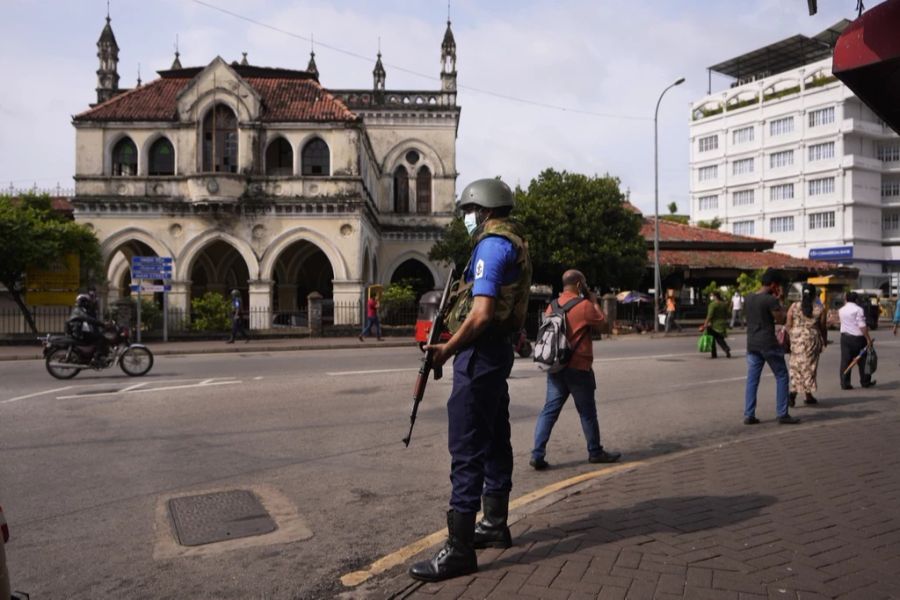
[832,0,900,133]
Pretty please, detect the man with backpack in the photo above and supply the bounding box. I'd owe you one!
[530,269,621,470]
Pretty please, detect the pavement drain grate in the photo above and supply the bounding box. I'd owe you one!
[168,490,277,546]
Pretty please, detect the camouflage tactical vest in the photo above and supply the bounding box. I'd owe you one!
[445,218,533,336]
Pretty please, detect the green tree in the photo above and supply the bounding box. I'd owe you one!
[514,169,646,290]
[380,282,417,325]
[667,201,678,215]
[0,193,102,333]
[736,269,765,297]
[696,217,723,230]
[428,215,471,274]
[190,292,230,332]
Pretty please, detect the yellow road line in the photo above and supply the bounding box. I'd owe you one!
[339,461,643,588]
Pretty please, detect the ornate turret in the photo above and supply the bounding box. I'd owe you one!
[307,50,319,79]
[95,14,120,104]
[373,51,386,92]
[441,19,457,92]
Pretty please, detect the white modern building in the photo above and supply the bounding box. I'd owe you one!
[689,21,900,292]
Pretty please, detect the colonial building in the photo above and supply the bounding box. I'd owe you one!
[689,21,900,293]
[72,16,460,326]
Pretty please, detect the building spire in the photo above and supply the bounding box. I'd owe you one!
[441,17,457,92]
[373,38,386,93]
[136,62,141,87]
[306,33,319,78]
[95,10,120,104]
[240,51,249,66]
[171,34,182,70]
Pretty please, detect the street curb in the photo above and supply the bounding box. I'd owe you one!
[0,340,417,362]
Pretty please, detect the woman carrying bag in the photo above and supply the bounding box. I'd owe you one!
[786,283,827,406]
[699,291,731,359]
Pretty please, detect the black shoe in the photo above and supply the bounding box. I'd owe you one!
[409,510,477,582]
[529,457,549,471]
[777,414,801,425]
[743,416,760,425]
[804,395,818,405]
[358,335,364,342]
[589,450,621,464]
[841,384,853,390]
[473,494,512,549]
[862,380,876,388]
[225,339,234,344]
[726,351,731,358]
[788,391,797,408]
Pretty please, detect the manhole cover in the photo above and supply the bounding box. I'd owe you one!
[168,490,277,546]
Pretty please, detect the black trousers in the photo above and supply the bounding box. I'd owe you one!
[708,329,730,358]
[839,333,870,387]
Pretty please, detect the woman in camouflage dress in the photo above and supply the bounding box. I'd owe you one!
[786,284,827,406]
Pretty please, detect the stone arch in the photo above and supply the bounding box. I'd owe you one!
[382,138,447,177]
[100,227,174,273]
[259,227,349,281]
[186,86,256,124]
[106,132,139,176]
[142,132,177,176]
[384,252,439,289]
[265,134,294,176]
[300,136,331,176]
[177,230,259,281]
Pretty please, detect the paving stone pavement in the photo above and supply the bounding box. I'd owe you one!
[376,416,900,600]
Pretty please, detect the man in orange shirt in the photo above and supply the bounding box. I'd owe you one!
[530,270,621,470]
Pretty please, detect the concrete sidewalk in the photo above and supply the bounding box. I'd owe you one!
[0,335,416,361]
[370,415,900,600]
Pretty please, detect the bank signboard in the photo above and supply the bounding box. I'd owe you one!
[809,246,853,261]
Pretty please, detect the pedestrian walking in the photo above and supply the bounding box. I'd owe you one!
[743,269,799,425]
[530,270,621,471]
[699,291,731,359]
[358,293,383,341]
[730,290,744,327]
[226,289,249,343]
[787,284,827,406]
[892,296,900,336]
[664,292,683,333]
[839,291,875,389]
[408,178,531,583]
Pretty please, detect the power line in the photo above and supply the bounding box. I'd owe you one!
[188,0,651,122]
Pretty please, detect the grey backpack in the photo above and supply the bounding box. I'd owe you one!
[533,297,585,373]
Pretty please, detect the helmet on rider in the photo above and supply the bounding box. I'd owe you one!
[457,178,514,211]
[231,289,240,297]
[75,293,92,310]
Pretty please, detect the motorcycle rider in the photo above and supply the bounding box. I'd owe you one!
[67,293,110,365]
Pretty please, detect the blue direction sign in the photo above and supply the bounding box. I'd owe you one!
[130,284,172,293]
[809,246,853,261]
[131,256,174,279]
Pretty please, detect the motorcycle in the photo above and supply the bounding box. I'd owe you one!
[40,322,154,380]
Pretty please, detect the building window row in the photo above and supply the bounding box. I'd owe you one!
[698,135,718,153]
[769,116,794,136]
[770,150,794,169]
[808,177,835,196]
[808,141,835,162]
[770,183,794,201]
[733,220,755,236]
[733,189,754,206]
[697,195,718,210]
[698,165,718,182]
[732,158,754,175]
[733,126,754,145]
[808,106,835,128]
[884,180,900,198]
[392,165,433,214]
[769,215,794,233]
[808,211,835,230]
[878,143,900,162]
[885,213,900,232]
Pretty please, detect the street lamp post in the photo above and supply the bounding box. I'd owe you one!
[654,77,685,333]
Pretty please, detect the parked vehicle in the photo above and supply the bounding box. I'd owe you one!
[40,322,153,380]
[415,291,451,352]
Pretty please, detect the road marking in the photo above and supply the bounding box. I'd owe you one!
[1,386,74,405]
[253,376,263,380]
[326,367,419,376]
[55,378,241,399]
[340,461,642,588]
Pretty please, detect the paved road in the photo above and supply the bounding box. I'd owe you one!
[1,334,897,598]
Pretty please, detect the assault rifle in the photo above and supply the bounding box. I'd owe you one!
[403,267,455,447]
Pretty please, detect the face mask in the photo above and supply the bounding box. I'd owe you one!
[464,211,479,235]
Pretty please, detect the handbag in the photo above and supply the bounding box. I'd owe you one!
[697,332,713,353]
[776,326,791,353]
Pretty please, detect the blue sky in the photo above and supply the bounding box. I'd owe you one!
[0,0,870,214]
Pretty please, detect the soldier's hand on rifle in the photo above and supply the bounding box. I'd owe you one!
[425,343,451,368]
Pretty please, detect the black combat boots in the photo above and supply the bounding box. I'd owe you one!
[409,510,477,582]
[473,493,512,549]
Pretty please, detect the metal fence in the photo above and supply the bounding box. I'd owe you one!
[0,306,70,335]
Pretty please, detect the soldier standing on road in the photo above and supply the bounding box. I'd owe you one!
[226,289,250,344]
[409,179,532,583]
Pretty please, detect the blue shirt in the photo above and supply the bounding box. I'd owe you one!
[894,300,900,324]
[466,235,519,298]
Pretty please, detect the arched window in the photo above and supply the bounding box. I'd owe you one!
[416,166,432,213]
[148,137,175,176]
[112,137,137,176]
[265,137,294,176]
[393,166,409,213]
[301,138,330,176]
[202,104,238,173]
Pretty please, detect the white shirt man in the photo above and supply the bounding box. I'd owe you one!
[730,292,744,327]
[838,294,874,389]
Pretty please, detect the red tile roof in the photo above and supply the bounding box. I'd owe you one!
[74,70,357,123]
[641,217,768,246]
[649,249,838,272]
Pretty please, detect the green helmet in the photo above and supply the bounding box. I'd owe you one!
[457,178,514,210]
